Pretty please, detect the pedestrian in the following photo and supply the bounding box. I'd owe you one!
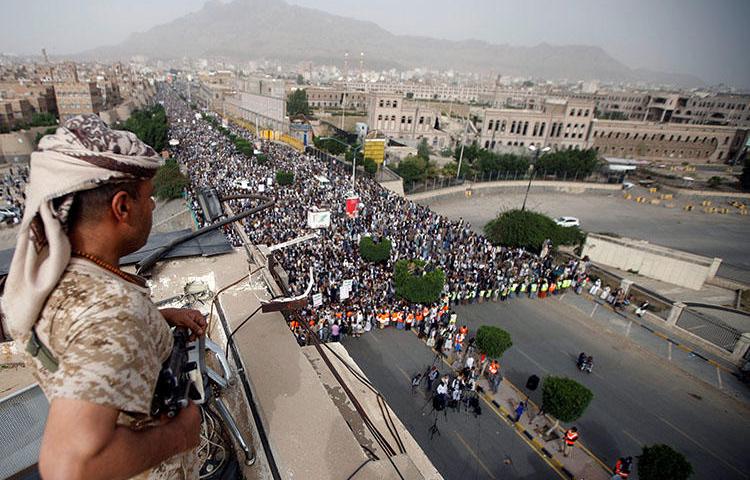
[560,426,579,457]
[514,400,527,423]
[411,373,422,395]
[426,366,439,391]
[612,456,633,479]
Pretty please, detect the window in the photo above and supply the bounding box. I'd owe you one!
[386,100,391,107]
[419,116,424,125]
[523,121,529,135]
[532,122,539,136]
[407,116,412,124]
[393,101,397,108]
[511,121,517,134]
[377,114,383,121]
[488,119,494,131]
[577,109,582,116]
[401,116,406,124]
[485,140,490,148]
[491,141,496,149]
[724,137,729,145]
[539,122,545,136]
[391,115,396,121]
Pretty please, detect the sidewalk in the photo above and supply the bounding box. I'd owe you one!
[418,333,613,480]
[556,290,750,405]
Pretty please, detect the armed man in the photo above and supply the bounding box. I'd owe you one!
[2,114,207,480]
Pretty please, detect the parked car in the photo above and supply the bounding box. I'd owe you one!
[555,216,581,228]
[0,206,21,225]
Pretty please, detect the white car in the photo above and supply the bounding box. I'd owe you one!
[555,216,581,228]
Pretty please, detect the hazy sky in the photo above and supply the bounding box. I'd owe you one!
[3,0,749,87]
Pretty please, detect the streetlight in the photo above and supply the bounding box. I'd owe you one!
[316,136,362,190]
[521,145,551,211]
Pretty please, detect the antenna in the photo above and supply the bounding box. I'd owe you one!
[41,48,49,64]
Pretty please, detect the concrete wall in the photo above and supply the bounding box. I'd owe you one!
[582,233,721,290]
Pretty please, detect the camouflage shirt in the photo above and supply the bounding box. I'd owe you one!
[26,258,198,480]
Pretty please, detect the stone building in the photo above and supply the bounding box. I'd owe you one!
[366,93,448,148]
[53,82,104,120]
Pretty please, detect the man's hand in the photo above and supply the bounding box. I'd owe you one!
[160,308,207,338]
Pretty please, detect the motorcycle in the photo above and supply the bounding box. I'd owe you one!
[577,352,593,373]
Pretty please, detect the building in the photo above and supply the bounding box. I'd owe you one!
[53,82,104,120]
[342,81,496,104]
[366,94,448,148]
[306,86,367,110]
[590,120,747,163]
[479,98,596,152]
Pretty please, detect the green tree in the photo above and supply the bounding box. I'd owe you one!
[276,170,295,186]
[638,444,693,480]
[707,176,723,188]
[359,236,391,263]
[396,155,430,183]
[541,376,593,434]
[153,159,188,200]
[417,138,431,160]
[453,141,482,165]
[363,157,378,175]
[314,137,348,156]
[296,74,305,85]
[535,149,600,179]
[739,153,750,191]
[475,326,513,359]
[393,259,445,304]
[287,89,311,116]
[484,209,585,253]
[30,112,57,127]
[121,104,168,152]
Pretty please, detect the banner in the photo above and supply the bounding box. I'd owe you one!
[307,209,331,229]
[312,293,323,307]
[346,196,359,218]
[364,138,386,165]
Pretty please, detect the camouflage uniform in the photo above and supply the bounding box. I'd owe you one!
[25,258,198,480]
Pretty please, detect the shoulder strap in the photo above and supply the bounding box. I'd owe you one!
[26,328,60,373]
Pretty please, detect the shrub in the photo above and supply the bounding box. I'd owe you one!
[707,176,722,188]
[475,326,513,358]
[153,159,188,200]
[276,170,294,186]
[359,236,391,263]
[30,112,57,127]
[363,158,378,175]
[393,259,445,304]
[541,376,593,423]
[484,209,585,253]
[121,104,168,152]
[638,444,693,480]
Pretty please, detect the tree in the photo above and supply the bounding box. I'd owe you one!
[484,209,585,253]
[638,444,693,480]
[541,376,593,434]
[359,236,391,263]
[296,74,305,85]
[442,161,471,178]
[276,170,295,186]
[153,159,188,200]
[287,89,311,116]
[417,138,431,160]
[707,176,723,188]
[740,153,750,191]
[396,155,431,183]
[535,148,600,179]
[363,157,378,175]
[475,326,513,359]
[121,104,168,152]
[393,259,445,304]
[30,112,57,127]
[314,137,348,156]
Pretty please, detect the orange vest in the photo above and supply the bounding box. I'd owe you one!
[565,430,579,445]
[406,313,414,323]
[423,307,430,317]
[488,362,499,375]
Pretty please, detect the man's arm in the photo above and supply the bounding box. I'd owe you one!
[39,398,201,480]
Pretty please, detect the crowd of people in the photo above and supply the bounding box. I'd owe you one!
[0,165,28,225]
[159,86,593,350]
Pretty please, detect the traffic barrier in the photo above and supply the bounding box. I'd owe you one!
[703,207,717,214]
[740,209,749,216]
[660,193,673,200]
[718,208,729,214]
[701,200,712,207]
[649,198,661,205]
[648,187,658,193]
[635,196,646,203]
[623,193,632,200]
[664,203,675,208]
[683,204,694,211]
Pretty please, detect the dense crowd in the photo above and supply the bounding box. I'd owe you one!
[0,165,28,224]
[159,87,593,355]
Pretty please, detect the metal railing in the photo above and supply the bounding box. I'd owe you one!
[0,385,48,479]
[676,308,743,352]
[404,169,615,194]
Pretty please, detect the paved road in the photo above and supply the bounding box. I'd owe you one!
[420,190,750,284]
[449,297,750,480]
[342,328,558,480]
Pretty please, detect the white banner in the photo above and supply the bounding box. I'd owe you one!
[312,293,323,307]
[307,210,331,229]
[339,286,350,301]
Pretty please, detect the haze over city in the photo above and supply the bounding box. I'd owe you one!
[2,0,750,88]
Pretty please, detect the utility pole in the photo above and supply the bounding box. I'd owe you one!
[341,51,349,131]
[456,115,470,180]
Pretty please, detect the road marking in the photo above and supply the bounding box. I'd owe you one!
[658,417,747,478]
[369,332,381,343]
[668,341,672,361]
[590,303,598,317]
[454,431,497,479]
[396,365,411,382]
[515,347,549,374]
[622,429,643,447]
[716,366,723,390]
[625,320,632,337]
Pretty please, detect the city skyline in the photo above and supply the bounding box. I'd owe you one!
[2,0,749,88]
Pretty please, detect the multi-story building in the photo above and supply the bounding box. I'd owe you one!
[0,84,58,117]
[53,82,104,120]
[589,120,747,163]
[366,93,448,148]
[344,81,495,104]
[479,98,596,151]
[305,87,367,110]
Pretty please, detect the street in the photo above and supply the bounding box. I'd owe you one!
[345,296,750,479]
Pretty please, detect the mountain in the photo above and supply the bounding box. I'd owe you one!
[80,0,704,87]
